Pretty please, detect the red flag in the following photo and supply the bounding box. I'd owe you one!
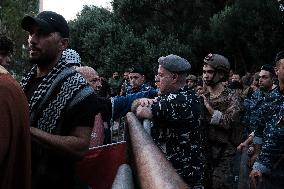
[76,142,127,189]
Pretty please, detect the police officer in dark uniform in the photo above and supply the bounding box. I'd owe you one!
[238,64,277,155]
[249,52,284,189]
[124,64,154,95]
[132,54,205,188]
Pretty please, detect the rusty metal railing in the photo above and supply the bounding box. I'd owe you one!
[126,112,189,189]
[112,164,134,189]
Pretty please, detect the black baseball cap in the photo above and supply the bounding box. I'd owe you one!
[21,11,69,38]
[129,64,145,75]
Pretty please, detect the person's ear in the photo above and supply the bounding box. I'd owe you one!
[172,73,178,82]
[173,73,178,79]
[59,38,68,51]
[218,71,225,79]
[275,67,279,76]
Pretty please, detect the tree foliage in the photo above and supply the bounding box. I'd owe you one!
[69,0,284,78]
[209,0,284,73]
[0,0,39,77]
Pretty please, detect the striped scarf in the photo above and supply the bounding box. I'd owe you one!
[21,57,93,133]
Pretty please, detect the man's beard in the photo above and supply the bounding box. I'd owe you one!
[204,80,215,86]
[29,53,58,66]
[259,85,270,92]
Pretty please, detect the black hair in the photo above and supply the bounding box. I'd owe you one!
[0,35,13,55]
[275,51,284,63]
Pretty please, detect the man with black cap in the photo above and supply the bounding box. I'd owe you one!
[131,54,205,188]
[201,53,242,189]
[249,52,284,189]
[125,64,154,95]
[21,11,102,189]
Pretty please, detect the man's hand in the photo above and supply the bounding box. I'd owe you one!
[237,135,253,151]
[131,98,155,119]
[138,98,157,107]
[249,170,262,189]
[237,142,248,151]
[247,146,255,155]
[200,94,214,115]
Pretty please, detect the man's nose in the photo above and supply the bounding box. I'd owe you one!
[29,34,38,45]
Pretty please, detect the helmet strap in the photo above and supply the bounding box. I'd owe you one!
[207,71,224,86]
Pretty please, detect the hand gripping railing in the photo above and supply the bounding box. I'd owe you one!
[126,112,189,189]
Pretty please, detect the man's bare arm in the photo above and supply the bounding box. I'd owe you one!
[30,126,92,159]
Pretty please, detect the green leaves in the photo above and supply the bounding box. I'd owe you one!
[69,0,284,78]
[0,0,38,78]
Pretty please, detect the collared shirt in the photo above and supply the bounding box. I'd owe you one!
[253,87,284,174]
[242,89,270,133]
[150,86,204,186]
[125,83,154,95]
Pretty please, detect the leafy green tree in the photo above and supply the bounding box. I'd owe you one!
[209,0,284,73]
[69,6,146,76]
[70,0,284,78]
[0,0,39,78]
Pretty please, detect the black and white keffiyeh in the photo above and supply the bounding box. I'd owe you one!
[62,48,81,67]
[21,56,93,133]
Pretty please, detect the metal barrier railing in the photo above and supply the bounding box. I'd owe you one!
[111,164,135,189]
[111,117,126,143]
[125,112,189,189]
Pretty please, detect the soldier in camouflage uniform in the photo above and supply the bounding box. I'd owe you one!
[201,53,242,189]
[249,52,284,189]
[186,74,198,90]
[132,54,205,188]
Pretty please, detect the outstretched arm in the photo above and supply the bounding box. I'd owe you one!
[30,126,92,159]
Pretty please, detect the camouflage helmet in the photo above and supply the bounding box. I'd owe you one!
[186,74,197,81]
[203,53,230,73]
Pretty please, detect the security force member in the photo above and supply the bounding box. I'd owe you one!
[132,54,205,188]
[201,53,242,189]
[249,51,284,189]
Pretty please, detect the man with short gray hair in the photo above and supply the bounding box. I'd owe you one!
[132,54,205,188]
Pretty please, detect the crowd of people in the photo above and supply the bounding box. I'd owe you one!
[0,10,283,189]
